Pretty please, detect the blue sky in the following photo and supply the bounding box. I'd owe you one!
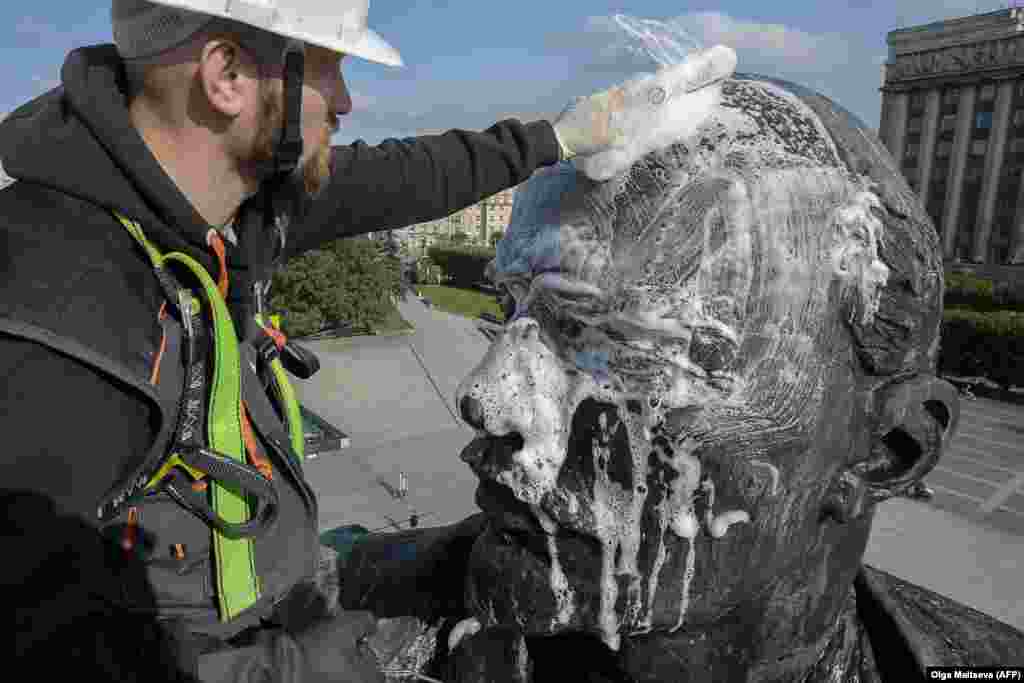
[1,1,1018,144]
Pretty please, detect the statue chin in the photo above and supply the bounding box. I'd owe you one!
[467,522,606,640]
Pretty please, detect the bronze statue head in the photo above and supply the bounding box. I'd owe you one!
[455,74,959,675]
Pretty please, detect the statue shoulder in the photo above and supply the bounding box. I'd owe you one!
[339,513,488,623]
[856,564,1024,670]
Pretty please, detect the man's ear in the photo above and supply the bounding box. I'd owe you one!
[822,375,960,523]
[198,39,251,119]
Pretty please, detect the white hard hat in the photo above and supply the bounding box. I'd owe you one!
[119,0,403,67]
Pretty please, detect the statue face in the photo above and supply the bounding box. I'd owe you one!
[456,77,895,650]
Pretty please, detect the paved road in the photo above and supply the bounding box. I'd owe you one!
[923,395,1024,537]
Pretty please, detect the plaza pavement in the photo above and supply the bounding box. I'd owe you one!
[292,297,1024,632]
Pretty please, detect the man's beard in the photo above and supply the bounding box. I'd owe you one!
[251,83,335,199]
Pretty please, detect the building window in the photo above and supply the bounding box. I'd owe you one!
[971,139,989,157]
[1013,139,1024,155]
[980,83,997,101]
[943,88,960,106]
[976,111,994,129]
[903,166,920,183]
[904,143,919,161]
[935,140,952,158]
[907,116,923,134]
[965,164,985,182]
[909,91,926,111]
[940,114,957,133]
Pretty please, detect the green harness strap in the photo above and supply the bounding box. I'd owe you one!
[256,313,306,462]
[115,212,264,622]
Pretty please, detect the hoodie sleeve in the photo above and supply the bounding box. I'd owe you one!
[286,119,561,258]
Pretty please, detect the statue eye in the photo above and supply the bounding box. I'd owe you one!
[559,316,584,339]
[689,329,736,373]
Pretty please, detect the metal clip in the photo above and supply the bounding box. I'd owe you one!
[178,290,195,338]
[249,280,262,317]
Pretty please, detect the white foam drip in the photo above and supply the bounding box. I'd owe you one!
[828,190,890,325]
[447,617,482,653]
[547,532,577,629]
[701,478,750,539]
[533,504,558,535]
[672,537,698,633]
[748,460,780,496]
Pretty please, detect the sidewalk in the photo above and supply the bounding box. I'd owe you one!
[866,497,1023,631]
[291,297,487,534]
[294,297,1023,631]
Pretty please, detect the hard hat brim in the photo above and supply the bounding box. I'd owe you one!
[141,0,404,67]
[300,25,403,67]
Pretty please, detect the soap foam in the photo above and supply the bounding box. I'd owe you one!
[470,19,882,652]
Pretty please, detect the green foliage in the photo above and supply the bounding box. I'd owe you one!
[418,285,504,321]
[944,271,1024,311]
[427,244,496,288]
[939,309,1024,389]
[489,230,504,247]
[416,257,443,285]
[269,237,402,337]
[452,231,469,245]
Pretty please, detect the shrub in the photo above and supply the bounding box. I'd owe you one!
[427,244,496,289]
[269,237,401,337]
[944,271,1024,311]
[944,271,996,310]
[939,308,1024,390]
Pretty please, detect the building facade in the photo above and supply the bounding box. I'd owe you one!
[396,185,518,256]
[880,8,1024,265]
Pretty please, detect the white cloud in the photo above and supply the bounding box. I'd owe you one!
[675,12,829,61]
[543,12,885,130]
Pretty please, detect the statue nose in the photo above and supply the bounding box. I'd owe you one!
[460,395,486,431]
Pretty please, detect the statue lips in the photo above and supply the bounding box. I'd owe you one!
[474,479,552,563]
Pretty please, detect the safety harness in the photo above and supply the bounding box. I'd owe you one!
[108,211,306,622]
[93,38,314,624]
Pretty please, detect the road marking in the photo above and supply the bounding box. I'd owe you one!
[960,402,1024,424]
[952,429,1024,453]
[934,463,1003,488]
[957,417,1024,436]
[926,477,1024,518]
[944,451,1022,475]
[981,470,1024,516]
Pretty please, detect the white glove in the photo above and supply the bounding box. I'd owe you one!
[552,45,738,181]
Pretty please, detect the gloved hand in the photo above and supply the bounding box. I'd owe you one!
[552,44,738,181]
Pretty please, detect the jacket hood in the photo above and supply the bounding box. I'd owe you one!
[0,44,219,274]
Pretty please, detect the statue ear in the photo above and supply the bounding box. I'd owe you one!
[822,375,960,523]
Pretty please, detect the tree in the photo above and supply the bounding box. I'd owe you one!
[269,236,402,337]
[452,231,469,245]
[489,230,505,247]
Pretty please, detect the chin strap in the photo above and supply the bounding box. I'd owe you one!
[274,39,305,179]
[261,39,306,264]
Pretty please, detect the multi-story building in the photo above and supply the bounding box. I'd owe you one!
[459,186,516,245]
[880,8,1024,266]
[397,185,518,255]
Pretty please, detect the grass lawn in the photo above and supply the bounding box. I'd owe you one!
[417,285,504,322]
[369,301,415,334]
